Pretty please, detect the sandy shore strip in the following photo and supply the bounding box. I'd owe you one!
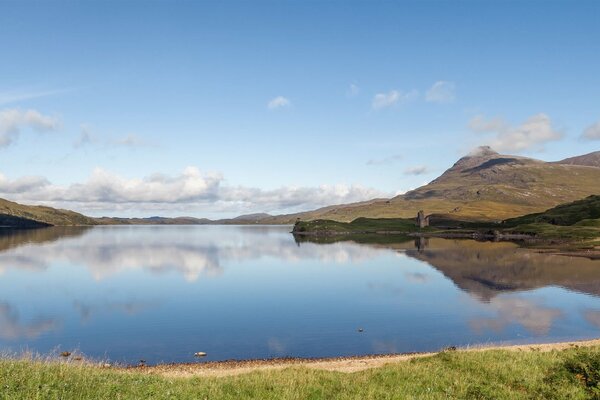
[130,338,600,378]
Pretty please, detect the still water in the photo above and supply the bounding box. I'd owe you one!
[1,225,600,365]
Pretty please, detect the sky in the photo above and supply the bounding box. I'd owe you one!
[0,0,599,218]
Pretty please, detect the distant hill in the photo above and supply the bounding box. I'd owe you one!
[95,216,212,225]
[553,151,600,168]
[264,146,600,223]
[231,213,272,221]
[0,197,272,227]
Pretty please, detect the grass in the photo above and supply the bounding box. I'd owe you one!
[294,196,600,248]
[0,198,97,226]
[504,195,600,227]
[2,347,600,399]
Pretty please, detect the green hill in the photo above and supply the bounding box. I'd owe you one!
[0,198,98,226]
[505,195,600,227]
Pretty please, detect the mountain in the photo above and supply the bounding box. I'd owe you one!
[554,151,600,168]
[0,198,98,226]
[264,146,600,223]
[2,147,600,227]
[231,213,272,221]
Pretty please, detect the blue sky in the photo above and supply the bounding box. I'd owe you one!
[0,1,599,217]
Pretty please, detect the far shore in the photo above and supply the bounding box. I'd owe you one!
[129,338,600,378]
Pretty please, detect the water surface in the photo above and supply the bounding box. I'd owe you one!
[1,225,600,364]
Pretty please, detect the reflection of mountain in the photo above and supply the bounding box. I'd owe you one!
[0,226,90,252]
[298,234,600,301]
[404,239,600,301]
[0,226,390,282]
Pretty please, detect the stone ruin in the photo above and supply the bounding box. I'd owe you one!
[416,210,429,228]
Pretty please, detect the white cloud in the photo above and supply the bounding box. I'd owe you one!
[267,96,291,110]
[470,296,561,335]
[403,165,430,176]
[372,89,418,110]
[425,81,456,103]
[0,108,61,147]
[468,113,563,152]
[0,168,391,216]
[0,173,50,194]
[468,115,507,133]
[582,121,600,140]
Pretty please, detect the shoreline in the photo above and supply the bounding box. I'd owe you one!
[129,337,600,378]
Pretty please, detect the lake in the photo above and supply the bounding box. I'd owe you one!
[1,225,600,365]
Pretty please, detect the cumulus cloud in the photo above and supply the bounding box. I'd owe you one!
[403,165,430,176]
[0,173,51,194]
[468,113,563,152]
[0,108,61,147]
[267,96,291,110]
[470,296,562,335]
[0,167,391,215]
[366,154,403,166]
[372,89,418,110]
[582,121,600,140]
[425,81,456,103]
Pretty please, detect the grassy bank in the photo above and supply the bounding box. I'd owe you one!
[292,217,422,235]
[293,196,600,252]
[3,345,600,399]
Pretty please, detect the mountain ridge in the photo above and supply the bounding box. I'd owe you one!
[1,147,599,227]
[260,147,600,223]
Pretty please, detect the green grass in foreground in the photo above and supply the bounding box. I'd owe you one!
[3,347,600,399]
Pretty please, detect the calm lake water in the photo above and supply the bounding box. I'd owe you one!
[1,225,600,365]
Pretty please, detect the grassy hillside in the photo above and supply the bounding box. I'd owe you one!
[0,198,97,226]
[555,150,600,168]
[505,195,600,227]
[496,195,600,242]
[292,195,600,247]
[2,346,600,399]
[267,147,600,223]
